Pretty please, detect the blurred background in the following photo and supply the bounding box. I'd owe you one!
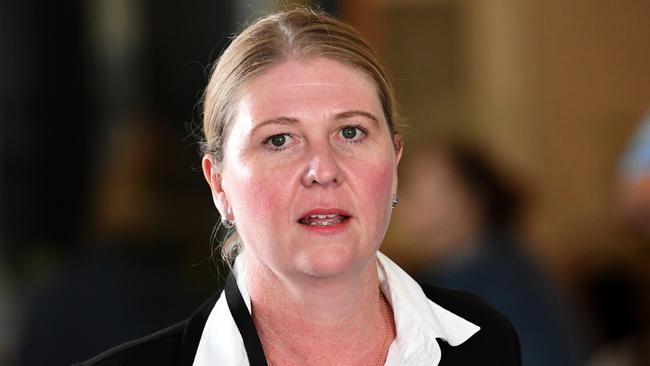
[1,0,649,365]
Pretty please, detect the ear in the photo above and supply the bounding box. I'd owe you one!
[393,134,404,189]
[202,155,231,220]
[394,134,404,166]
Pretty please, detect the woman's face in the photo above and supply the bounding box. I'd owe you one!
[206,57,401,279]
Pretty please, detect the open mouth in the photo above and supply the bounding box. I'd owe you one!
[298,213,351,227]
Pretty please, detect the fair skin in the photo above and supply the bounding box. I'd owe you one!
[202,57,402,365]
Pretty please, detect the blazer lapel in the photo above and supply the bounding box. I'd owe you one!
[178,285,224,366]
[177,273,269,366]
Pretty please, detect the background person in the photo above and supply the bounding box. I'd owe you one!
[585,111,650,366]
[17,116,207,366]
[399,143,582,366]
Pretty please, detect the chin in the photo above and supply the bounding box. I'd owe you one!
[294,247,375,279]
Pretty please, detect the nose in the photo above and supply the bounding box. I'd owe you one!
[301,144,343,187]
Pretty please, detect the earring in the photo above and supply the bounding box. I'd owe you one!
[221,219,235,229]
[391,194,398,208]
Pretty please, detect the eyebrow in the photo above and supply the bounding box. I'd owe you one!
[250,116,300,135]
[335,110,379,125]
[251,110,379,135]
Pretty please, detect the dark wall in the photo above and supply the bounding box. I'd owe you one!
[0,0,235,261]
[1,1,87,262]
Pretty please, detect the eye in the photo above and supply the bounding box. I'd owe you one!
[339,125,366,142]
[265,133,293,149]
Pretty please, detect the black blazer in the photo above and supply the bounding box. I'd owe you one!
[74,277,522,366]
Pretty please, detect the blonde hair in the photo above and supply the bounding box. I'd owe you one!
[201,7,401,264]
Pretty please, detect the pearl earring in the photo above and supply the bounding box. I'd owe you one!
[221,219,235,229]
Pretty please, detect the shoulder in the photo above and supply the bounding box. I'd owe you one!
[420,283,522,365]
[72,320,187,366]
[73,284,225,366]
[420,282,509,326]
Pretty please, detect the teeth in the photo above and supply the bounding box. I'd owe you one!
[310,214,338,219]
[301,213,348,227]
[310,221,331,226]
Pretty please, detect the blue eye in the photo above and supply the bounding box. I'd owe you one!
[342,126,357,139]
[339,126,366,141]
[265,133,293,149]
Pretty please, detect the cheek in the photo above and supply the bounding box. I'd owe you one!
[251,176,292,217]
[355,160,395,210]
[226,169,291,228]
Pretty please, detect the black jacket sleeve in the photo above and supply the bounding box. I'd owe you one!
[71,321,186,366]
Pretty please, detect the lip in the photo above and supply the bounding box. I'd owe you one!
[297,208,352,234]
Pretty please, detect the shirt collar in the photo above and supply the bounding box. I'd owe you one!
[193,252,480,366]
[376,252,480,365]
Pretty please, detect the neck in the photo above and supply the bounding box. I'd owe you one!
[245,254,395,366]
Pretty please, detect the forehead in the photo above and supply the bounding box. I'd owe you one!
[236,57,383,124]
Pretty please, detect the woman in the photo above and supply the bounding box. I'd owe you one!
[77,8,521,366]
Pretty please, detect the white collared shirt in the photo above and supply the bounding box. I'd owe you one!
[193,252,480,366]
